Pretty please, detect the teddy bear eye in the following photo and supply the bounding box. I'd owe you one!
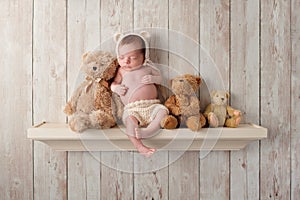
[179,79,184,82]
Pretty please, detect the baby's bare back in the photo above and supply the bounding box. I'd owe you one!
[121,66,158,104]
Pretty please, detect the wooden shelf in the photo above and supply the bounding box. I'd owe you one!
[27,123,267,151]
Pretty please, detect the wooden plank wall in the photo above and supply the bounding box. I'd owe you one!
[1,0,300,199]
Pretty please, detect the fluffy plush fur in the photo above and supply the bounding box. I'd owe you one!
[203,90,241,128]
[64,50,123,132]
[161,74,206,131]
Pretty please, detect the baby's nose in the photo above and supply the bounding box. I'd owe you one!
[125,58,130,64]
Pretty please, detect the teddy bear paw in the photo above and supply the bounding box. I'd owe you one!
[64,102,74,115]
[208,112,219,128]
[233,110,241,116]
[69,117,90,133]
[161,115,178,129]
[186,116,202,131]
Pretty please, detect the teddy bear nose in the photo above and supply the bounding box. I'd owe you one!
[179,79,184,82]
[93,66,97,71]
[221,98,225,101]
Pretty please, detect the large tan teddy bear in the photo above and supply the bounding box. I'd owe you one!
[204,90,241,128]
[161,74,206,131]
[64,50,123,132]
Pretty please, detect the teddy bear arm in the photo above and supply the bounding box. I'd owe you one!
[64,83,86,115]
[189,96,200,110]
[203,104,213,117]
[226,105,240,117]
[165,95,181,116]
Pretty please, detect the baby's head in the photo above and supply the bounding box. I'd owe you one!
[117,35,146,71]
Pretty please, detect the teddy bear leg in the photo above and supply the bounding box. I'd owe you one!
[186,115,203,131]
[90,110,116,129]
[200,113,206,128]
[225,116,241,128]
[68,114,90,133]
[207,112,219,128]
[160,115,178,129]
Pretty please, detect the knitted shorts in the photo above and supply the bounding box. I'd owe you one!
[123,99,169,127]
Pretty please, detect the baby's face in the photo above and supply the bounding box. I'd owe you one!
[118,44,144,71]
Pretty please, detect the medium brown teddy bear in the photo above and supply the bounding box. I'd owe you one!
[64,50,123,132]
[160,74,206,131]
[203,90,241,128]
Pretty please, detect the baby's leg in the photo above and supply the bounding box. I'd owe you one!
[127,135,156,157]
[135,109,167,139]
[125,116,156,157]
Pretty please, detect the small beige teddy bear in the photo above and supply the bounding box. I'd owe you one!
[204,90,241,128]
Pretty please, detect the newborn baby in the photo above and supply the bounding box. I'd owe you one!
[111,32,168,157]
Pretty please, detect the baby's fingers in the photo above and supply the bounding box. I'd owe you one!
[120,85,128,95]
[141,75,152,84]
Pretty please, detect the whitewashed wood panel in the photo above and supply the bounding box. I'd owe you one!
[0,0,33,199]
[134,152,169,200]
[260,0,291,199]
[133,1,169,199]
[168,0,200,199]
[100,1,134,199]
[199,1,230,199]
[68,152,101,200]
[67,1,101,199]
[230,1,260,199]
[33,1,67,199]
[169,152,199,200]
[291,0,300,199]
[1,0,300,199]
[101,152,134,200]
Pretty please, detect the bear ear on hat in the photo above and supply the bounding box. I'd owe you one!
[114,32,122,43]
[140,31,151,41]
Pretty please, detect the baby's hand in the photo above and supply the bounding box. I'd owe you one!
[141,75,155,84]
[113,84,128,96]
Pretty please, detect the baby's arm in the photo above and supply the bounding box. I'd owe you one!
[111,69,128,96]
[141,66,162,85]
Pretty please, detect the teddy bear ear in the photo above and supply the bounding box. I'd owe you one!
[114,32,122,43]
[140,31,151,40]
[82,51,89,60]
[196,76,202,85]
[210,90,217,97]
[226,91,230,99]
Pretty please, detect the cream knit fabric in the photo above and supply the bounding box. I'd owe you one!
[123,99,168,126]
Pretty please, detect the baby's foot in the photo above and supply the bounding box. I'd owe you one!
[136,144,156,157]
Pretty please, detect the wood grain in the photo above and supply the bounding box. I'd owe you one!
[32,1,67,199]
[67,1,101,199]
[0,0,33,199]
[230,1,260,199]
[260,0,291,199]
[291,0,300,199]
[68,152,100,200]
[168,0,200,199]
[100,1,134,199]
[101,152,134,200]
[1,0,300,199]
[133,1,169,199]
[199,1,230,199]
